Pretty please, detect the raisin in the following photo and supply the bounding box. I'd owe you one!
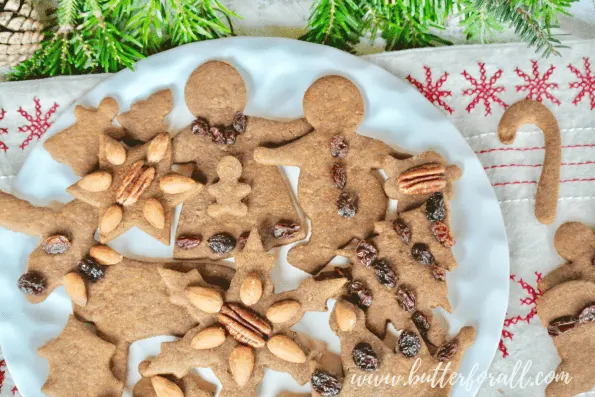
[207,233,236,254]
[548,315,578,336]
[78,257,105,282]
[237,231,250,251]
[592,255,595,266]
[431,265,446,282]
[330,135,349,158]
[17,271,47,295]
[412,311,430,333]
[372,259,397,288]
[223,126,238,145]
[311,369,342,396]
[337,191,358,218]
[315,267,352,282]
[272,222,301,239]
[392,218,411,244]
[397,331,421,357]
[42,234,71,255]
[431,221,455,248]
[396,286,416,312]
[191,117,209,136]
[426,192,446,222]
[436,340,458,362]
[579,304,595,323]
[176,235,202,250]
[352,342,379,371]
[232,112,246,134]
[355,240,377,268]
[331,163,347,189]
[347,280,373,308]
[411,243,434,265]
[209,126,226,144]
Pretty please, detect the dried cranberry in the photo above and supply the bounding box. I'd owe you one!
[18,271,47,295]
[411,243,434,265]
[436,340,458,362]
[223,126,237,145]
[548,315,578,336]
[272,222,300,239]
[372,259,397,288]
[78,257,105,282]
[355,240,377,268]
[311,369,342,396]
[431,265,446,282]
[42,234,71,255]
[337,191,358,218]
[347,280,372,308]
[191,117,209,136]
[237,231,250,251]
[392,218,411,244]
[579,304,595,323]
[352,342,379,371]
[426,192,446,222]
[232,112,246,134]
[330,135,349,158]
[412,311,430,332]
[331,163,347,189]
[207,233,236,254]
[431,221,455,248]
[396,286,416,312]
[397,331,421,357]
[209,126,226,144]
[175,235,202,250]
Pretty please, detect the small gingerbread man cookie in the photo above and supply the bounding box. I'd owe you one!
[207,156,251,218]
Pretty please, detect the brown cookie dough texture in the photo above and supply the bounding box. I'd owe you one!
[312,300,475,397]
[38,315,123,397]
[254,75,396,274]
[143,229,346,396]
[172,61,310,260]
[117,90,173,142]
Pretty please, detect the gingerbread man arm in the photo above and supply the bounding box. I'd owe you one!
[247,117,312,144]
[253,136,313,167]
[0,192,54,235]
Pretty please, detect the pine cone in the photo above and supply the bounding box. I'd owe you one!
[0,0,43,67]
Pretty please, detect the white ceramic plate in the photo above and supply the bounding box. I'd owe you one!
[0,37,509,397]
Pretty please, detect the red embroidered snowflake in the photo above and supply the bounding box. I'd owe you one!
[0,109,8,152]
[17,98,59,150]
[515,61,560,105]
[568,57,595,110]
[0,359,6,392]
[11,386,17,395]
[462,62,508,116]
[499,272,543,358]
[406,66,454,114]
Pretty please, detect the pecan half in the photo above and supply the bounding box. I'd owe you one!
[218,303,272,348]
[397,163,447,195]
[116,160,155,206]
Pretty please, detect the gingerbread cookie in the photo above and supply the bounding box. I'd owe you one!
[67,133,203,244]
[309,300,475,397]
[142,229,346,395]
[133,361,212,397]
[207,156,251,218]
[539,222,595,292]
[536,280,595,396]
[382,152,462,212]
[38,315,123,397]
[254,75,399,274]
[172,61,311,260]
[44,97,124,176]
[117,90,173,143]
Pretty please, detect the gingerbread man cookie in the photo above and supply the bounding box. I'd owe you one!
[254,75,398,274]
[207,156,251,218]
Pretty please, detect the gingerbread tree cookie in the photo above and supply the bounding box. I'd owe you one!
[117,89,173,143]
[539,222,595,292]
[171,61,311,260]
[309,300,475,397]
[207,156,251,218]
[142,229,346,395]
[38,315,123,397]
[67,133,203,244]
[536,280,595,397]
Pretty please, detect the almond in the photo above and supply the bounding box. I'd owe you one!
[185,286,223,313]
[266,300,301,324]
[100,205,123,234]
[159,174,196,194]
[151,376,184,397]
[63,272,87,306]
[78,171,112,192]
[229,345,254,387]
[240,274,262,306]
[144,198,165,229]
[191,327,226,350]
[89,245,123,265]
[335,300,357,332]
[266,335,306,363]
[105,140,126,165]
[147,133,170,164]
